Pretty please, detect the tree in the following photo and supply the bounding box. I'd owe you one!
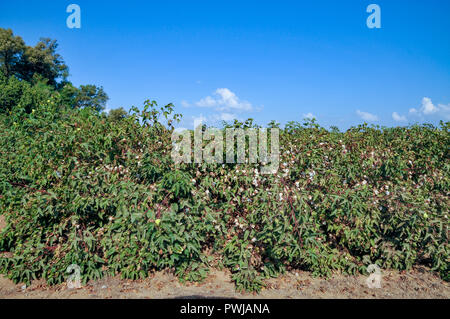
[59,82,79,108]
[0,28,25,78]
[108,107,128,121]
[0,71,27,112]
[0,28,108,114]
[59,83,109,111]
[0,72,53,113]
[75,85,108,112]
[19,38,68,87]
[0,28,68,87]
[18,77,53,113]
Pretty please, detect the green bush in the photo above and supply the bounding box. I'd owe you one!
[0,100,448,291]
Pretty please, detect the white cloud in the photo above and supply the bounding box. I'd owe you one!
[356,110,379,122]
[196,96,217,107]
[181,100,190,107]
[217,112,238,122]
[421,97,438,115]
[392,112,407,122]
[303,112,316,120]
[409,97,450,120]
[196,88,253,111]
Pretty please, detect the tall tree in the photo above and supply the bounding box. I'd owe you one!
[0,28,25,78]
[75,85,108,112]
[19,38,69,87]
[0,28,108,114]
[0,28,68,87]
[108,107,128,122]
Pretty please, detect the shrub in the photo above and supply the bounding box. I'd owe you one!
[0,101,448,291]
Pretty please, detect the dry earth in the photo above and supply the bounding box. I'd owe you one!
[0,267,448,299]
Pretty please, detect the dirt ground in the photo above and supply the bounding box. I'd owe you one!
[0,266,448,299]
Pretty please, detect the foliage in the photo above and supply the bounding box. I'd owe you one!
[0,28,108,114]
[0,29,448,293]
[74,85,108,112]
[19,38,68,87]
[0,28,67,87]
[108,107,128,122]
[0,98,448,292]
[0,72,53,113]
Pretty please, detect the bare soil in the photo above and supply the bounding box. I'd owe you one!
[0,267,448,299]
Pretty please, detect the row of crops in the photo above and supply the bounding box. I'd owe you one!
[0,99,448,291]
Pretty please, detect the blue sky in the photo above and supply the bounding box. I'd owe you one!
[1,0,449,129]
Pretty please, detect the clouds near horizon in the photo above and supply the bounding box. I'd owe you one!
[356,110,379,122]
